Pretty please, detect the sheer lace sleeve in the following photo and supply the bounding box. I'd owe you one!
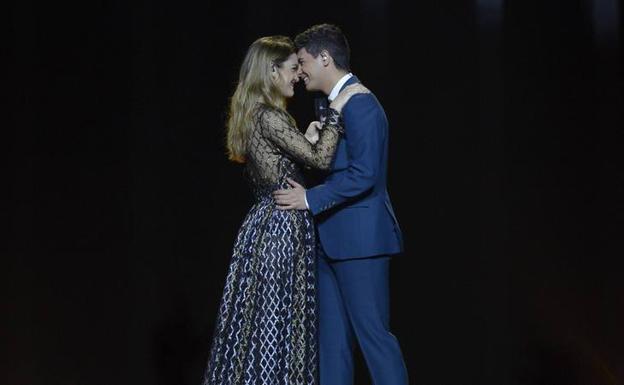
[258,105,342,171]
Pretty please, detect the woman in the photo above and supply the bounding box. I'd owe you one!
[201,36,368,385]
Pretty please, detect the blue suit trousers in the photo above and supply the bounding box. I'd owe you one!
[317,245,409,385]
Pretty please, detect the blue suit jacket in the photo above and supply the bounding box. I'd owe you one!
[306,76,404,259]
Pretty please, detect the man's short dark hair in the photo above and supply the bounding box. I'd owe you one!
[294,24,351,71]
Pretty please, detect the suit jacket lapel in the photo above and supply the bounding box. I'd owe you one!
[339,75,360,92]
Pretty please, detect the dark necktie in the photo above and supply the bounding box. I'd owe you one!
[314,97,329,123]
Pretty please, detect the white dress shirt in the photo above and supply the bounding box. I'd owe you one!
[328,73,354,101]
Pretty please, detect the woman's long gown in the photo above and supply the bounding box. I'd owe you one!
[202,103,342,385]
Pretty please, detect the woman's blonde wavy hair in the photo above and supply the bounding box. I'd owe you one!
[226,36,296,163]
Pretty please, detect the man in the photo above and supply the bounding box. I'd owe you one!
[273,24,408,385]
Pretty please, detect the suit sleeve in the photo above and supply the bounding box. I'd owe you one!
[305,94,385,215]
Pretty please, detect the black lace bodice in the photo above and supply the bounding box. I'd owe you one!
[244,103,342,198]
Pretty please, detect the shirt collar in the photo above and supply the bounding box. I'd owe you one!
[328,73,354,101]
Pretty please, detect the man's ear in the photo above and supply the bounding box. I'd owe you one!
[320,50,331,67]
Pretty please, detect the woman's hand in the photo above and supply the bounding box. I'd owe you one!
[329,83,371,113]
[305,121,322,144]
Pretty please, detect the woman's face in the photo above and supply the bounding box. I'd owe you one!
[272,53,300,98]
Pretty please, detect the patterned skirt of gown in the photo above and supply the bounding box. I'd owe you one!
[202,185,318,385]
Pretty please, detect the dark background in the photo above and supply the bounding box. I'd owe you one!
[5,0,623,384]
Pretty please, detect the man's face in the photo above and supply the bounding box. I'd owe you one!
[297,48,325,92]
